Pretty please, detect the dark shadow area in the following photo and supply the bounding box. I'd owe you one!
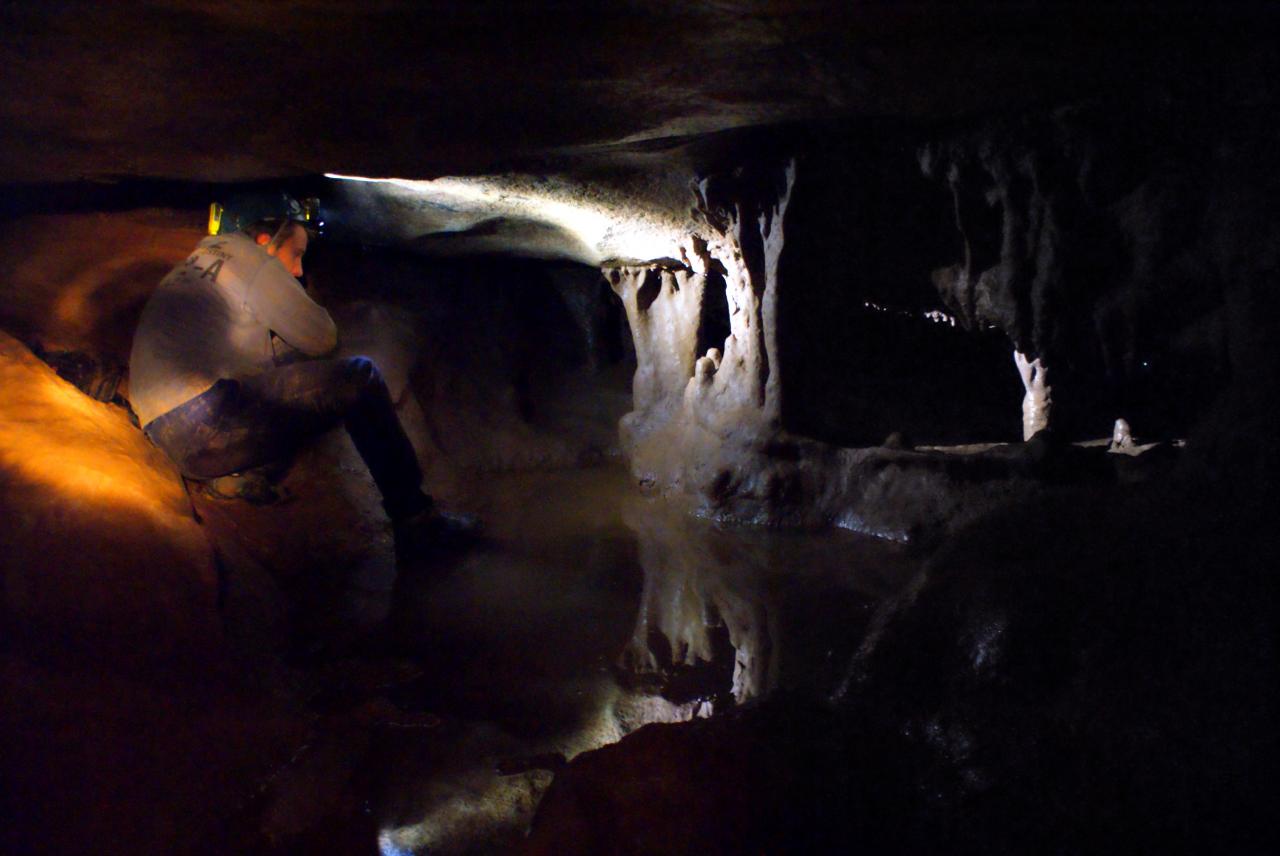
[696,269,731,360]
[778,122,1023,445]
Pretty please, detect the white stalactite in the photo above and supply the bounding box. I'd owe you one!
[1014,349,1051,440]
[606,264,706,417]
[604,160,797,493]
[760,163,795,420]
[688,161,797,422]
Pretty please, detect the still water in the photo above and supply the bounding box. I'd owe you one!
[360,464,918,854]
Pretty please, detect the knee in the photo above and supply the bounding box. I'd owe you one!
[339,356,389,398]
[341,355,384,384]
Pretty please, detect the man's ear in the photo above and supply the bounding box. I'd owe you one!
[255,233,272,248]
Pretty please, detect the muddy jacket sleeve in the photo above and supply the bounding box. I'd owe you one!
[246,260,338,356]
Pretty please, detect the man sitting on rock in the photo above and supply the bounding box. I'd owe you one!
[129,211,470,557]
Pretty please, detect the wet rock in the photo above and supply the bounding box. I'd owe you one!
[0,331,220,667]
[256,724,379,855]
[0,331,312,856]
[524,697,849,856]
[527,471,1276,854]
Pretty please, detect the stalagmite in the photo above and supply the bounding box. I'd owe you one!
[1110,417,1133,451]
[1014,349,1051,440]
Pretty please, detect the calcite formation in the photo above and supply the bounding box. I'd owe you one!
[605,162,795,501]
[617,503,777,706]
[1014,350,1051,440]
[603,160,1054,537]
[1111,417,1134,451]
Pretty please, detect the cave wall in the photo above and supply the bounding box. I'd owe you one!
[306,244,630,480]
[0,330,313,856]
[2,6,1277,854]
[0,207,638,855]
[0,209,204,369]
[921,98,1278,441]
[777,123,1024,446]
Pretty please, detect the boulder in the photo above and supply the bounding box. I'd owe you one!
[0,331,309,856]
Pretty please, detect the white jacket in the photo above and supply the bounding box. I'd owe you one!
[129,232,337,426]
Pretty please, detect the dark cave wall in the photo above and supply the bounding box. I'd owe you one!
[300,242,630,474]
[921,98,1279,441]
[777,124,1024,447]
[775,97,1280,449]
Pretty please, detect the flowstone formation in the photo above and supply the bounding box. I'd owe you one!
[603,162,1059,538]
[605,162,794,504]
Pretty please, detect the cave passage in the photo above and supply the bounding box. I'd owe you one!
[2,26,1275,847]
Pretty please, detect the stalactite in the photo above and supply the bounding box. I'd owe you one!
[603,161,797,498]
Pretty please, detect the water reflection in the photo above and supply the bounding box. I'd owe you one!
[373,465,917,853]
[618,500,779,706]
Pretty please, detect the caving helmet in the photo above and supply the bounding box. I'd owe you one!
[207,191,324,238]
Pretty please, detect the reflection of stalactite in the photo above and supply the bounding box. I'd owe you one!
[617,505,778,705]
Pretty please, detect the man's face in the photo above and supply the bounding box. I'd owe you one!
[258,223,308,278]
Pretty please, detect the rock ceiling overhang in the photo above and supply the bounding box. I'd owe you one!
[2,1,1275,185]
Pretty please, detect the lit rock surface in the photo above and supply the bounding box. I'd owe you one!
[0,209,203,363]
[0,331,311,856]
[0,330,218,661]
[325,171,694,266]
[606,162,795,501]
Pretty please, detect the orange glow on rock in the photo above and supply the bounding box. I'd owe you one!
[0,333,191,519]
[0,209,203,360]
[0,332,219,657]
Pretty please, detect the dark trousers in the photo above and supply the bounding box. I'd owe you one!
[144,357,430,520]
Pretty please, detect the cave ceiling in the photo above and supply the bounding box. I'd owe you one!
[2,1,1274,186]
